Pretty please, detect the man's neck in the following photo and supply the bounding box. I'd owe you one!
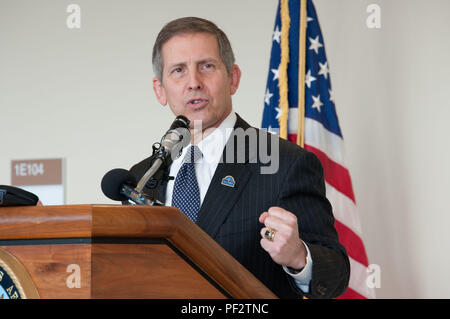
[190,108,233,145]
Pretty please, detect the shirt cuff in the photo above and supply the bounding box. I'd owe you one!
[282,241,313,293]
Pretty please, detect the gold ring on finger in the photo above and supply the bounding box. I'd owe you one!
[264,228,277,242]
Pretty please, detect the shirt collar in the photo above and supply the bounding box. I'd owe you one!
[176,111,237,165]
[197,111,236,164]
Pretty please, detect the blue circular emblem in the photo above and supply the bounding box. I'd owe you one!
[0,265,21,299]
[0,248,39,299]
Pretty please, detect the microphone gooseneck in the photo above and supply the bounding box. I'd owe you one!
[101,168,161,205]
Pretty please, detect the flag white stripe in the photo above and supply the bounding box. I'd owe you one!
[325,182,362,236]
[304,118,346,168]
[348,257,376,299]
[287,107,300,136]
[287,109,346,168]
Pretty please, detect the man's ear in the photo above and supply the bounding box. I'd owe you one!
[153,76,167,106]
[229,64,242,95]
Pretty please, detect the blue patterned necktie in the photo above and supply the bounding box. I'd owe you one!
[171,145,202,222]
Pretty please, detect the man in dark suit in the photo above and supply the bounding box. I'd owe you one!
[130,17,349,299]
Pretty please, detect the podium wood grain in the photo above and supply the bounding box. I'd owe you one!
[1,244,91,298]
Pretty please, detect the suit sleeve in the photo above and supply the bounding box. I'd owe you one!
[278,149,350,299]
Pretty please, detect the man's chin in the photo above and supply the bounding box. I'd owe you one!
[184,111,214,129]
[189,118,216,131]
[183,109,230,131]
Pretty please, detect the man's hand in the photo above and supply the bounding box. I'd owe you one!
[259,207,307,270]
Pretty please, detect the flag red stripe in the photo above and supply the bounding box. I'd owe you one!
[336,287,366,299]
[288,134,356,202]
[334,219,369,267]
[288,134,355,202]
[287,133,298,144]
[303,143,356,203]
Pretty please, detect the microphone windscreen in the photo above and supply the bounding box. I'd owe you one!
[101,168,136,201]
[170,115,190,130]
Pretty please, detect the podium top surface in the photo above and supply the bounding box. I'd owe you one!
[0,204,181,240]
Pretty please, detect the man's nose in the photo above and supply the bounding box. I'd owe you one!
[188,70,203,90]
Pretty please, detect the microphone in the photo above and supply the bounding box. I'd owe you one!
[135,115,190,193]
[161,115,191,156]
[101,116,190,205]
[101,168,157,205]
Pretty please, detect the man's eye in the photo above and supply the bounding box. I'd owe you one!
[170,67,183,75]
[203,63,214,69]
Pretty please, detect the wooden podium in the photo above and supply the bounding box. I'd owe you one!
[0,205,277,299]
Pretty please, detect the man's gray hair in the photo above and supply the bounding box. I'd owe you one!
[152,17,235,82]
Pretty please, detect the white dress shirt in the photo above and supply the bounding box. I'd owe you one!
[165,110,312,294]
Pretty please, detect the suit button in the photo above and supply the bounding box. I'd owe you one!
[316,282,327,296]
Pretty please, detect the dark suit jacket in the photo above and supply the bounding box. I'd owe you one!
[130,114,350,299]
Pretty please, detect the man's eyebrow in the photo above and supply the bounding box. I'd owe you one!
[167,62,186,70]
[197,58,219,65]
[166,58,219,71]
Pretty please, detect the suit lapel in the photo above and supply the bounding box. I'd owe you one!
[196,114,253,239]
[196,162,251,239]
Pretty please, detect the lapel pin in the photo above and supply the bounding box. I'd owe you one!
[221,175,236,188]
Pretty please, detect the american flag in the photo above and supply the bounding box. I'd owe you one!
[261,0,375,299]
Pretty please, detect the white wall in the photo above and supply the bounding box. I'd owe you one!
[1,0,449,298]
[314,0,450,298]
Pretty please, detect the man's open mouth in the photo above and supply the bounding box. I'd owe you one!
[187,98,209,108]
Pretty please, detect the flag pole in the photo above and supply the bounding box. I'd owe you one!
[278,0,290,140]
[297,0,307,147]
